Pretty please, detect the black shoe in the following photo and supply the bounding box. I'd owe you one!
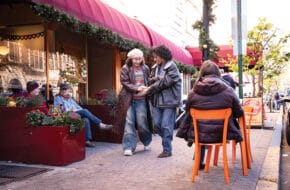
[199,163,205,170]
[157,151,172,158]
[85,141,96,147]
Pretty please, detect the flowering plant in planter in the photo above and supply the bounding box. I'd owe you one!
[0,95,45,107]
[26,107,85,135]
[80,89,118,118]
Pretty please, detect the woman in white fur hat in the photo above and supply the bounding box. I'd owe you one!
[114,48,153,156]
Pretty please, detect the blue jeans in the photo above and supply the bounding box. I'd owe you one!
[122,99,152,151]
[152,107,176,153]
[76,109,102,141]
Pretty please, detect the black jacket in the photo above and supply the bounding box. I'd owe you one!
[176,75,243,144]
[148,60,182,108]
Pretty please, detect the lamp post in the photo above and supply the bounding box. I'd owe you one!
[202,43,209,61]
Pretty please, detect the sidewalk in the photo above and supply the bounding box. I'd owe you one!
[256,109,282,190]
[0,111,282,190]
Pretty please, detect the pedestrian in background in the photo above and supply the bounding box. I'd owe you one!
[147,45,182,158]
[8,78,29,99]
[114,48,153,156]
[274,92,281,110]
[222,67,238,90]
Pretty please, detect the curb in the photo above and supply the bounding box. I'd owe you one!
[256,112,282,190]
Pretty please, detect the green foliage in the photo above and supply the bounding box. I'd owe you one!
[26,110,46,127]
[192,0,219,61]
[25,95,45,107]
[175,62,197,75]
[15,96,26,107]
[224,17,290,95]
[0,96,8,106]
[26,108,85,135]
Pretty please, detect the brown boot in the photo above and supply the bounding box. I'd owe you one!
[157,151,172,158]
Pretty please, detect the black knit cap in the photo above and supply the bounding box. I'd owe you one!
[26,81,39,93]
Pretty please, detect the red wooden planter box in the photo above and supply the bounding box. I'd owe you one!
[27,126,85,166]
[83,105,122,143]
[0,107,85,166]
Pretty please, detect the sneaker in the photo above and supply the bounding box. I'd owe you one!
[124,149,133,156]
[144,146,151,151]
[99,123,113,130]
[85,141,96,147]
[157,151,172,158]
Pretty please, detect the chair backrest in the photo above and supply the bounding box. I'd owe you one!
[243,106,253,129]
[190,108,232,145]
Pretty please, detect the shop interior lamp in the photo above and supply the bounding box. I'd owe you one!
[0,41,9,56]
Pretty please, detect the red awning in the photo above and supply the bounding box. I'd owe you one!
[142,25,193,65]
[32,0,152,47]
[32,0,193,65]
[185,47,203,66]
[186,45,235,67]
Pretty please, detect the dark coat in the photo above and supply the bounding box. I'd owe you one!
[113,62,153,135]
[148,60,182,108]
[176,75,243,144]
[222,74,237,90]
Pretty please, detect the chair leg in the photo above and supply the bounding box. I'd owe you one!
[191,145,201,182]
[222,144,230,184]
[205,145,212,172]
[213,145,220,166]
[239,141,248,176]
[232,140,236,164]
[245,137,252,169]
[247,134,253,162]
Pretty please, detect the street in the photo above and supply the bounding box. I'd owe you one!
[279,124,290,190]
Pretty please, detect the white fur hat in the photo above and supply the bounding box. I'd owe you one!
[127,48,143,59]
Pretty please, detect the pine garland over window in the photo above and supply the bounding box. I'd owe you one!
[31,3,196,75]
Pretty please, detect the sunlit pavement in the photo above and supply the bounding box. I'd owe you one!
[0,110,281,190]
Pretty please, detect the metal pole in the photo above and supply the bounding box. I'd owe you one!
[202,0,209,61]
[44,25,50,102]
[237,0,243,99]
[85,35,89,105]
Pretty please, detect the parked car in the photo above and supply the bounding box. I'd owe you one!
[283,98,290,145]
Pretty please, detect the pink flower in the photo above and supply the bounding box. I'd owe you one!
[69,112,80,119]
[95,89,108,102]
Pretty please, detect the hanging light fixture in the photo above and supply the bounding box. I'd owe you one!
[0,40,9,56]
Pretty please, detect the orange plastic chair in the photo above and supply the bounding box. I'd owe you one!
[214,106,253,163]
[243,106,254,163]
[189,108,232,184]
[213,115,249,174]
[213,107,253,170]
[230,106,253,164]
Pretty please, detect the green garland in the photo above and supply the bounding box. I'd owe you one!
[175,62,197,75]
[30,3,196,74]
[31,4,147,52]
[192,0,219,61]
